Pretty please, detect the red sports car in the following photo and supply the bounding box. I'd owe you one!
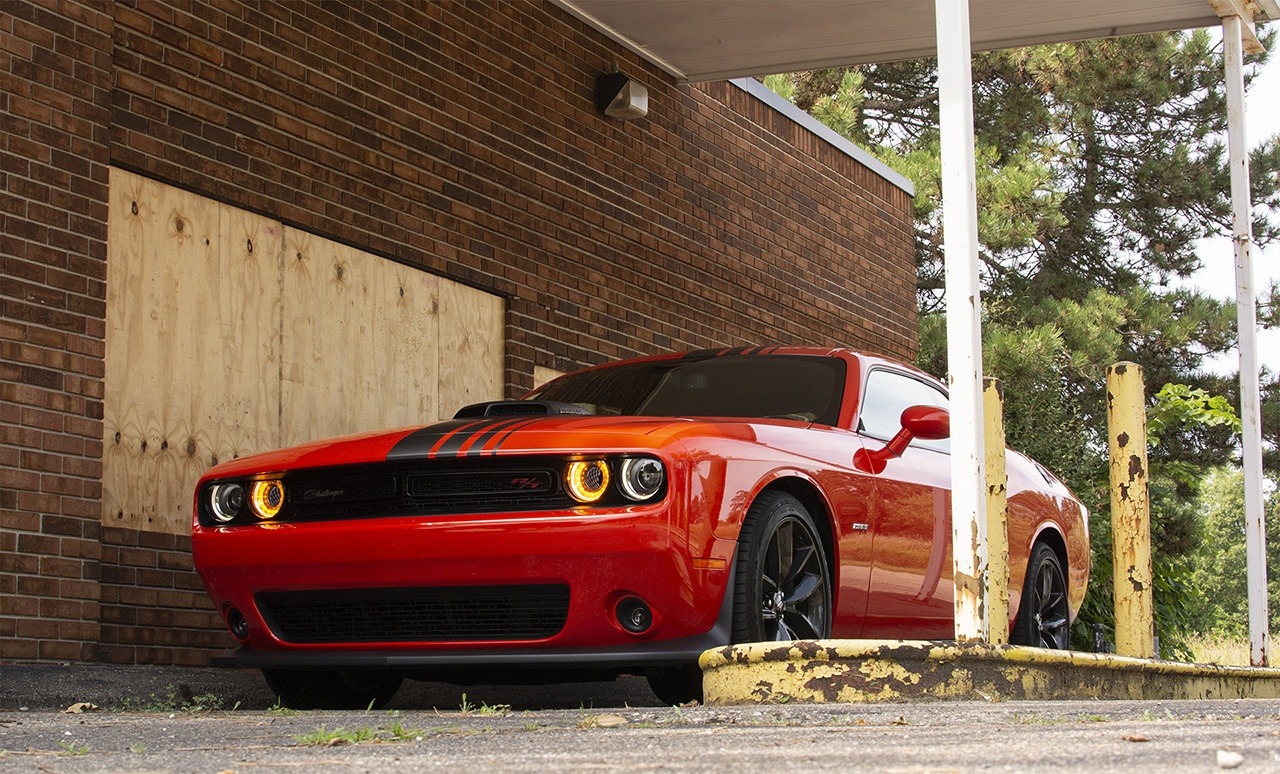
[192,347,1089,708]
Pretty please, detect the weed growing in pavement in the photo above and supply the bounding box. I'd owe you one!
[385,722,426,742]
[57,740,90,756]
[294,726,379,746]
[477,701,512,717]
[267,696,299,716]
[458,693,476,715]
[118,685,232,713]
[293,723,428,746]
[129,742,148,755]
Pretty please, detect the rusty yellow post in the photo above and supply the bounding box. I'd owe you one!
[983,377,1009,645]
[1107,362,1154,659]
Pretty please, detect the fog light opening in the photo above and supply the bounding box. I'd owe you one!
[616,596,653,634]
[226,607,250,641]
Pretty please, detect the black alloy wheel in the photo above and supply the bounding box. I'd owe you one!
[732,491,832,643]
[1011,541,1071,649]
[262,668,403,710]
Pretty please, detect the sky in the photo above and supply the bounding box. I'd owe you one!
[1188,40,1279,376]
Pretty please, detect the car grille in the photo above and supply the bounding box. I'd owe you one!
[281,460,571,521]
[257,585,571,643]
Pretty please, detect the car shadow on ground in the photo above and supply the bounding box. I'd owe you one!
[0,664,665,712]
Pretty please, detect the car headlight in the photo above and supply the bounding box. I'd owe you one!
[209,483,246,523]
[565,460,610,503]
[619,457,664,501]
[249,480,285,519]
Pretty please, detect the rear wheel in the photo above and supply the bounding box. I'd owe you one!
[732,491,832,642]
[1011,541,1070,649]
[262,668,403,710]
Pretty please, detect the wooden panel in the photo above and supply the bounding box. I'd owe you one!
[103,169,281,534]
[437,281,505,416]
[533,365,565,391]
[279,233,443,446]
[104,172,504,534]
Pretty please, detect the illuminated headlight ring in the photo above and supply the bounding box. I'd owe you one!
[208,483,246,523]
[250,480,285,519]
[565,460,611,503]
[564,457,666,504]
[204,478,286,524]
[619,456,665,501]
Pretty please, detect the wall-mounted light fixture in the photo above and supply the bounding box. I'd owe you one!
[595,71,648,120]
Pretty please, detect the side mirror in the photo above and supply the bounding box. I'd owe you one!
[853,405,951,473]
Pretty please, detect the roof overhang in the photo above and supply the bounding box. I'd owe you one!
[551,0,1277,83]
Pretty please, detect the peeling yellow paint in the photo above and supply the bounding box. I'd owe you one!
[700,640,1280,705]
[858,657,920,686]
[983,377,1010,646]
[1107,362,1154,659]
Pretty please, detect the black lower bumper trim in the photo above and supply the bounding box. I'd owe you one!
[211,561,735,672]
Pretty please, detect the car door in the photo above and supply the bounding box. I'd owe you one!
[855,367,955,639]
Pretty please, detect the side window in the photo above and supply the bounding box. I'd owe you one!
[857,369,950,453]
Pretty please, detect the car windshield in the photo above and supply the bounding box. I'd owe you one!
[529,355,846,425]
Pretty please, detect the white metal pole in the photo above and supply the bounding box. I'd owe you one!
[1223,13,1270,668]
[935,0,989,643]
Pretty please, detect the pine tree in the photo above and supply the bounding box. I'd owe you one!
[765,28,1280,653]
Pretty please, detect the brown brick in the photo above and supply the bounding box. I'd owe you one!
[38,639,86,660]
[16,616,59,639]
[4,0,918,669]
[0,636,40,660]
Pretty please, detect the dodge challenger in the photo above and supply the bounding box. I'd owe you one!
[192,347,1089,708]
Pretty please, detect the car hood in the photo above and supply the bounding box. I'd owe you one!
[198,414,785,480]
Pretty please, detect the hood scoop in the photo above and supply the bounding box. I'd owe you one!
[452,400,591,419]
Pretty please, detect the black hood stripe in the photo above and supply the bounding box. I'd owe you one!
[432,416,529,458]
[387,417,515,460]
[451,416,538,458]
[476,417,546,456]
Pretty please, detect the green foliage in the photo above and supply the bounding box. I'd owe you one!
[1148,383,1241,447]
[1188,468,1280,637]
[768,30,1280,648]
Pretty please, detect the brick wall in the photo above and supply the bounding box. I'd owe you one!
[97,528,223,666]
[1,1,113,661]
[2,0,917,665]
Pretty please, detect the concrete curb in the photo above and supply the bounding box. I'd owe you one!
[699,640,1280,705]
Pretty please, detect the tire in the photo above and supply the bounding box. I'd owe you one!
[1010,541,1070,649]
[645,664,703,706]
[262,668,403,710]
[731,491,832,642]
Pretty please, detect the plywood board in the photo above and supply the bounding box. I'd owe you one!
[533,365,565,391]
[279,232,443,446]
[104,171,504,535]
[103,169,281,535]
[437,280,504,416]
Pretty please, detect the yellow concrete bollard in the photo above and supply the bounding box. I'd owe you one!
[1106,362,1155,659]
[983,377,1010,645]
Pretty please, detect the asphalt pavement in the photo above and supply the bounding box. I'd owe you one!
[2,663,1279,772]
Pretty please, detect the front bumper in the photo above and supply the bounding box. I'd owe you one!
[193,505,736,669]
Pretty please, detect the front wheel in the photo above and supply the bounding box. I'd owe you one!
[645,664,703,706]
[262,668,403,710]
[1010,541,1070,649]
[731,491,832,643]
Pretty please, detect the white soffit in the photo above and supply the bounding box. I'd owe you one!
[551,0,1273,82]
